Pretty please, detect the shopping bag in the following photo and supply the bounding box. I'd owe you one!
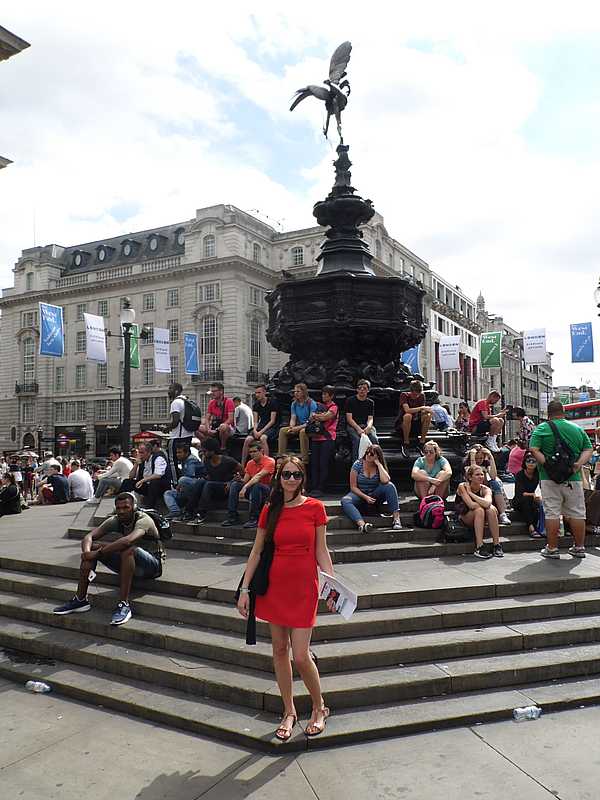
[358,434,372,459]
[536,502,546,536]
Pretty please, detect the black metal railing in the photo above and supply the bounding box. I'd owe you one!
[191,367,224,384]
[246,368,269,384]
[15,381,39,394]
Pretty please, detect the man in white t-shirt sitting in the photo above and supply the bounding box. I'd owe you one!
[68,461,95,501]
[166,382,196,484]
[233,396,254,436]
[92,447,134,501]
[120,440,170,510]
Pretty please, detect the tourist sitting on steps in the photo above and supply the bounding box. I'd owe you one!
[308,384,339,498]
[67,460,94,501]
[120,440,170,511]
[53,492,165,626]
[197,382,235,452]
[411,441,452,499]
[455,401,471,433]
[455,465,503,559]
[395,380,433,458]
[512,451,542,538]
[0,473,21,516]
[34,464,69,505]
[222,442,275,528]
[278,383,317,466]
[341,444,402,533]
[163,442,206,520]
[186,437,242,524]
[241,384,280,463]
[345,379,379,462]
[92,447,133,502]
[468,391,508,452]
[463,444,511,525]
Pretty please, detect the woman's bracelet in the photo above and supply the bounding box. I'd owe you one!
[239,587,250,595]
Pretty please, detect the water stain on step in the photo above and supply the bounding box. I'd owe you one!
[0,647,56,666]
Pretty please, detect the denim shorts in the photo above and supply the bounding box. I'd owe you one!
[98,547,162,579]
[488,478,503,495]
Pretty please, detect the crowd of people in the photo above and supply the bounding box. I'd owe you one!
[26,381,592,742]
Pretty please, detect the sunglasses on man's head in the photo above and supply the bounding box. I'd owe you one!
[281,470,303,480]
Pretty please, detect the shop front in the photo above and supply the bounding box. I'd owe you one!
[95,425,122,458]
[54,426,87,457]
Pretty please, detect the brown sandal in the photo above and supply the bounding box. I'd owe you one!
[275,713,297,741]
[305,706,330,737]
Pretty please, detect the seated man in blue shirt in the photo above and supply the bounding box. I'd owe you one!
[163,442,206,520]
[277,382,317,465]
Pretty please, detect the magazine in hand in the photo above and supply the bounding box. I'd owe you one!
[318,571,357,620]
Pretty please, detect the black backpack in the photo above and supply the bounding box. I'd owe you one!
[545,421,576,484]
[178,395,202,432]
[139,507,172,541]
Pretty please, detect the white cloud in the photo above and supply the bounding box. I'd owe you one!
[2,0,600,387]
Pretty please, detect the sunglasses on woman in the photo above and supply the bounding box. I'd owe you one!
[281,470,303,480]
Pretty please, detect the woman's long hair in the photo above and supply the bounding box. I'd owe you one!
[2,473,16,485]
[363,444,388,472]
[264,455,306,544]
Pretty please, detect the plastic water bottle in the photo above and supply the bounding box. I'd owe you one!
[25,680,51,693]
[513,705,541,721]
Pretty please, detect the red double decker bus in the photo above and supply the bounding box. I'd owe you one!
[564,399,600,440]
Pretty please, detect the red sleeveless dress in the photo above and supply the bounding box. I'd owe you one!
[254,497,328,628]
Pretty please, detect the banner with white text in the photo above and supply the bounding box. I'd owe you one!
[84,313,107,363]
[523,328,547,365]
[154,327,171,373]
[184,332,200,375]
[439,336,460,371]
[480,331,502,369]
[570,322,594,364]
[39,303,64,357]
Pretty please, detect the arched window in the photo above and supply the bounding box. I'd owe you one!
[253,243,261,263]
[291,246,304,266]
[375,240,382,259]
[23,337,35,383]
[26,273,34,291]
[250,318,261,371]
[200,315,219,371]
[203,234,216,259]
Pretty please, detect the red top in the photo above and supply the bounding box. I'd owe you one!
[313,401,339,442]
[469,399,490,429]
[207,397,234,425]
[399,392,425,411]
[254,497,328,629]
[245,455,276,486]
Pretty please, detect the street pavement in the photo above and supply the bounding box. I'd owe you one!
[0,679,594,799]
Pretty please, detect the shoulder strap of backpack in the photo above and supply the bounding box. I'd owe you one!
[548,420,574,456]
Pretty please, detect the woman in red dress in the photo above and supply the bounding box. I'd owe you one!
[237,455,334,741]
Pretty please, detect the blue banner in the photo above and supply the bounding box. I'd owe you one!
[184,332,199,375]
[39,302,64,357]
[402,345,421,374]
[570,322,594,363]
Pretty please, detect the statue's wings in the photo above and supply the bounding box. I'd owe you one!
[290,84,330,111]
[329,41,352,83]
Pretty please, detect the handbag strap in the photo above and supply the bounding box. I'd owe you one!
[547,420,574,457]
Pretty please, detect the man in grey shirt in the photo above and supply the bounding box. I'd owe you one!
[233,396,254,436]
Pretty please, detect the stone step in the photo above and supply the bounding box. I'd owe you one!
[3,648,600,751]
[5,551,600,610]
[5,616,600,713]
[5,589,600,677]
[5,568,600,643]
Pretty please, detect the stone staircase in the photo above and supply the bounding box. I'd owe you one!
[2,498,600,752]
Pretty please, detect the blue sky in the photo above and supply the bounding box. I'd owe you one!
[2,2,600,388]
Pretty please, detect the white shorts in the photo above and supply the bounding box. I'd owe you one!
[540,480,586,520]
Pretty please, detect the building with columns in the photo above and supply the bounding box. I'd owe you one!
[0,202,485,456]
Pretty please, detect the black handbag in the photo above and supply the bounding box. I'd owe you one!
[235,539,274,645]
[305,418,330,438]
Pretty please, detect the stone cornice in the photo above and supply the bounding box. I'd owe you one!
[0,257,279,309]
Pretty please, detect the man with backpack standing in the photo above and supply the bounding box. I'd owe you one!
[166,382,200,484]
[530,400,593,559]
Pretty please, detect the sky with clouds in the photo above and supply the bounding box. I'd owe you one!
[2,1,600,388]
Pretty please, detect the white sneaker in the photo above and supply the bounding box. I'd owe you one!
[486,437,500,452]
[85,498,100,505]
[499,513,511,525]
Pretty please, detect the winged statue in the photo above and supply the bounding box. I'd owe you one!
[290,41,352,142]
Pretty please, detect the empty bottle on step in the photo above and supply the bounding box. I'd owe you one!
[513,705,541,721]
[25,680,51,693]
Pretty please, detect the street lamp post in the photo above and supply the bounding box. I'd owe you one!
[120,299,136,457]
